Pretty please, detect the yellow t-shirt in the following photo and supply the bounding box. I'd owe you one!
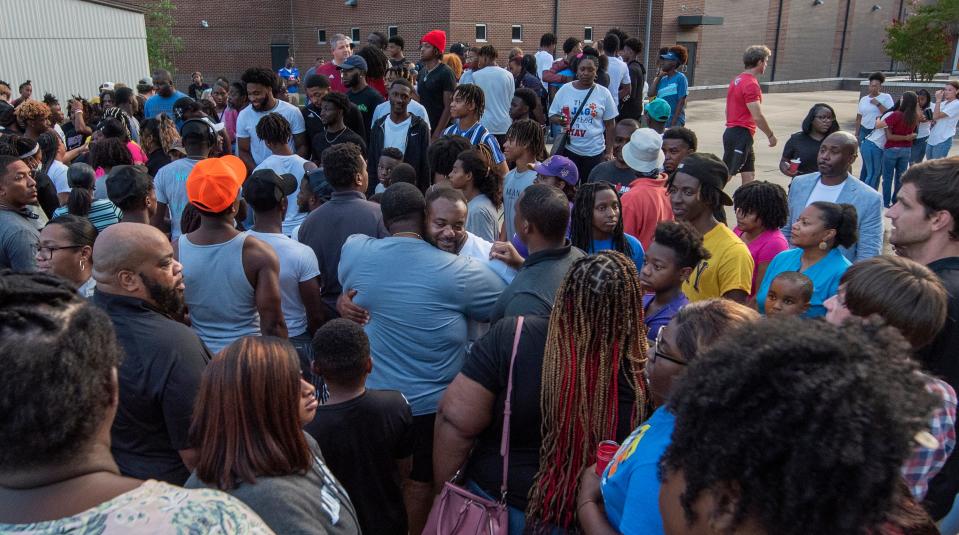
[682,224,754,301]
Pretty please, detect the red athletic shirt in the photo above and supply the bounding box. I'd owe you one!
[883,111,914,149]
[725,72,762,134]
[317,62,347,93]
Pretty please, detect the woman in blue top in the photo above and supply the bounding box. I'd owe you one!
[576,299,760,535]
[648,45,689,128]
[570,182,644,269]
[756,201,858,317]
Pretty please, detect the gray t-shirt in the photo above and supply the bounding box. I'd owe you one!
[587,161,638,192]
[154,157,201,241]
[467,193,499,243]
[0,208,40,271]
[185,434,360,535]
[503,168,537,240]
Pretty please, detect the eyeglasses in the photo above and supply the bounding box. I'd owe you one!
[36,244,84,260]
[653,327,687,367]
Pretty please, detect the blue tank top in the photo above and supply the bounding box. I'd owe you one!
[179,233,259,353]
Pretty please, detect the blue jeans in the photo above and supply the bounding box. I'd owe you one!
[927,137,954,160]
[911,137,928,164]
[858,127,873,178]
[466,479,528,535]
[882,147,910,207]
[860,139,884,190]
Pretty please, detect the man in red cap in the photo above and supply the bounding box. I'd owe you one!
[175,154,287,353]
[416,30,456,140]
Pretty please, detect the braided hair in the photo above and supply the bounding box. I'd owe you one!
[357,45,389,80]
[732,180,789,230]
[505,117,547,161]
[255,112,293,145]
[526,251,650,529]
[140,115,180,154]
[0,271,122,470]
[37,131,60,176]
[455,148,502,208]
[453,84,485,118]
[570,182,633,258]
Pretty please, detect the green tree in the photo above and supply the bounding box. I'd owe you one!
[145,0,183,74]
[884,0,958,81]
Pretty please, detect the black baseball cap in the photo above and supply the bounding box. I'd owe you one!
[306,168,334,200]
[674,153,733,206]
[242,169,298,212]
[105,165,153,209]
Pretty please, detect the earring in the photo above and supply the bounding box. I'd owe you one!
[818,240,828,250]
[80,260,85,271]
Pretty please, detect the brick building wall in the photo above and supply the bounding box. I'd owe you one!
[131,0,909,90]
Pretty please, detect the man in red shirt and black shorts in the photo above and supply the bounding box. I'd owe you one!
[722,45,777,186]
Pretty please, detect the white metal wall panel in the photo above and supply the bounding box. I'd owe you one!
[0,0,150,101]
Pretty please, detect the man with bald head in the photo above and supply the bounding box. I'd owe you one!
[782,131,883,262]
[91,222,211,485]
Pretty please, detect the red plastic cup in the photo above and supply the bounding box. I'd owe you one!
[788,158,800,174]
[595,440,620,475]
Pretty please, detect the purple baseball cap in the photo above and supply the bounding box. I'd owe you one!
[530,155,579,185]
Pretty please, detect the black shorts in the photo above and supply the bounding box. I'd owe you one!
[722,126,756,176]
[409,413,436,482]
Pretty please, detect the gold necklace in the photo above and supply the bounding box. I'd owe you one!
[393,231,422,239]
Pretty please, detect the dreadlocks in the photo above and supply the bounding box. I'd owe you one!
[570,182,633,258]
[505,118,547,161]
[255,112,293,146]
[453,84,485,118]
[526,251,650,529]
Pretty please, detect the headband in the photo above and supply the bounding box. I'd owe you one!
[18,145,39,159]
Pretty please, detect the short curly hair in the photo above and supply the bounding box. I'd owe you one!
[14,100,51,126]
[660,317,936,535]
[732,180,788,230]
[321,142,364,189]
[241,67,279,93]
[310,318,371,384]
[255,112,292,145]
[0,271,123,470]
[652,220,710,269]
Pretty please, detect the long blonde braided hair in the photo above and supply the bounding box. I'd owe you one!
[526,250,650,530]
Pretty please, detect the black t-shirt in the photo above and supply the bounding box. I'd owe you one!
[146,149,171,177]
[462,316,639,510]
[61,121,86,150]
[91,290,212,485]
[305,389,413,535]
[303,103,368,159]
[781,132,823,175]
[310,127,367,165]
[348,86,386,140]
[619,61,646,121]
[416,62,457,132]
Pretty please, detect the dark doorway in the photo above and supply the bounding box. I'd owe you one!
[271,44,291,73]
[677,41,697,86]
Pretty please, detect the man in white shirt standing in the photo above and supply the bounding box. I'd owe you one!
[602,33,631,106]
[461,45,515,138]
[236,67,308,172]
[252,113,317,236]
[535,33,556,90]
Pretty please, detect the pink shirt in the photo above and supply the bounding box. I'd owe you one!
[734,227,788,296]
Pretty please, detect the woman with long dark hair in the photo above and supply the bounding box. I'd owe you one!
[184,336,360,534]
[912,89,934,164]
[509,54,547,101]
[570,181,644,269]
[52,162,121,232]
[37,130,70,205]
[447,147,503,242]
[876,91,921,207]
[779,103,839,177]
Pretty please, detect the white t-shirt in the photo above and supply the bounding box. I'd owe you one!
[253,154,312,236]
[549,83,619,157]
[918,105,933,139]
[246,230,320,337]
[371,99,431,131]
[154,157,201,241]
[929,99,959,146]
[605,56,632,105]
[236,100,306,165]
[534,50,554,89]
[383,115,412,153]
[805,178,845,206]
[469,66,516,135]
[858,93,895,131]
[459,232,516,284]
[866,111,893,147]
[48,160,70,194]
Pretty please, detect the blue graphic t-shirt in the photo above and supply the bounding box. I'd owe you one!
[655,72,688,126]
[588,234,645,270]
[600,406,675,535]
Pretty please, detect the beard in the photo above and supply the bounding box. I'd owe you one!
[140,272,185,318]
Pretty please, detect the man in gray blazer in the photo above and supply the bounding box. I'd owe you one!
[782,131,883,262]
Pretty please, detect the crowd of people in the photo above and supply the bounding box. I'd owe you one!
[2,25,959,535]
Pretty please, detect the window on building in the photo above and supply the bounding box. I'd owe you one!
[511,25,522,42]
[351,27,360,43]
[317,29,327,44]
[584,27,593,43]
[475,24,487,42]
[388,26,398,38]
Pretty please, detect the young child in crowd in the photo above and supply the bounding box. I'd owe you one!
[764,271,813,317]
[374,147,404,194]
[639,221,708,342]
[305,318,413,535]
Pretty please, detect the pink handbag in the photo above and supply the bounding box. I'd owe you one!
[422,316,525,535]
